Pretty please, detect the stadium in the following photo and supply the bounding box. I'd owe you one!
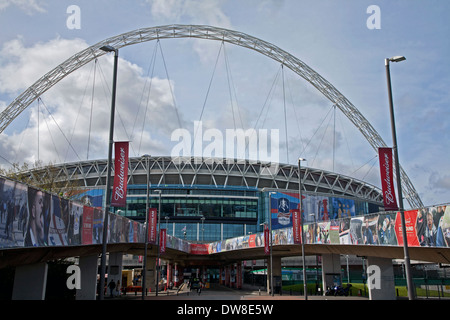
[1,24,435,296]
[21,155,384,243]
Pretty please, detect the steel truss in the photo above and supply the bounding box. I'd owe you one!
[0,24,422,207]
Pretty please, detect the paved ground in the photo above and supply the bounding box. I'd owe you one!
[114,283,369,301]
[105,284,447,318]
[103,284,372,319]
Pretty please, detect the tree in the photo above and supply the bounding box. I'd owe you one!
[0,160,80,198]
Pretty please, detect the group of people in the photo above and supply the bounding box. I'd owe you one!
[107,279,122,297]
[1,193,28,241]
[416,207,446,247]
[361,206,448,247]
[363,215,397,245]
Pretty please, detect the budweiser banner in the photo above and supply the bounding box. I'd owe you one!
[82,206,94,245]
[292,209,302,244]
[111,141,129,207]
[264,225,270,255]
[160,229,166,254]
[148,208,158,244]
[378,147,399,211]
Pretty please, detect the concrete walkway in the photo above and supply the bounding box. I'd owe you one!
[115,283,369,301]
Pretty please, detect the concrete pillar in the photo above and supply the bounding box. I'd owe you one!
[144,256,157,294]
[219,267,224,285]
[267,256,281,294]
[12,262,48,300]
[236,262,242,289]
[225,265,230,287]
[106,252,123,297]
[230,264,236,288]
[321,253,341,294]
[366,257,396,300]
[76,255,99,300]
[201,266,207,288]
[173,263,182,287]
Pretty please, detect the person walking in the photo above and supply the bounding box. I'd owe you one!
[108,279,116,297]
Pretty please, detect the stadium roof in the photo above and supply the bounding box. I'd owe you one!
[20,156,383,204]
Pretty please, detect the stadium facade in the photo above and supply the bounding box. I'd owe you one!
[25,156,384,243]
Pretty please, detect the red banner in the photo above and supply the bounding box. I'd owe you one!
[248,234,256,248]
[378,147,399,211]
[160,228,166,254]
[148,208,158,244]
[264,225,270,255]
[82,206,93,245]
[190,243,209,255]
[111,141,129,207]
[292,209,302,244]
[394,210,420,246]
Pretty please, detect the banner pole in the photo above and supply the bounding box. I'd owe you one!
[386,57,415,300]
[99,46,119,300]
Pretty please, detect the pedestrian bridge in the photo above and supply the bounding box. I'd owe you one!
[1,175,449,299]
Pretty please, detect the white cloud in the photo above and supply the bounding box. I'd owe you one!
[147,0,232,64]
[0,37,88,94]
[148,0,231,27]
[0,0,46,15]
[0,36,184,167]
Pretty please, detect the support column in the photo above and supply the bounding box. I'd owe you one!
[173,264,182,287]
[201,266,208,288]
[225,265,230,287]
[76,255,98,300]
[321,253,341,294]
[12,262,48,300]
[366,257,396,300]
[236,262,242,289]
[267,256,281,294]
[107,252,123,297]
[219,267,224,285]
[144,256,157,295]
[230,264,236,288]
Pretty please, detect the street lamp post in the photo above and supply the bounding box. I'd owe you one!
[298,157,307,300]
[141,154,151,299]
[201,216,205,242]
[345,255,350,284]
[154,189,162,296]
[385,56,415,300]
[310,213,319,290]
[268,191,276,296]
[99,45,119,300]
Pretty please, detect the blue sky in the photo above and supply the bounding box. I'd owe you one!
[0,0,449,207]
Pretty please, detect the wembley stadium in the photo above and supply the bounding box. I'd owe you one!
[21,156,384,243]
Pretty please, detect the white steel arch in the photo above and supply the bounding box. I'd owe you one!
[0,24,423,208]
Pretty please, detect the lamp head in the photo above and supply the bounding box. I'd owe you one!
[100,45,116,53]
[389,56,406,63]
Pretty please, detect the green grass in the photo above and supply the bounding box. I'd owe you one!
[282,282,450,298]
